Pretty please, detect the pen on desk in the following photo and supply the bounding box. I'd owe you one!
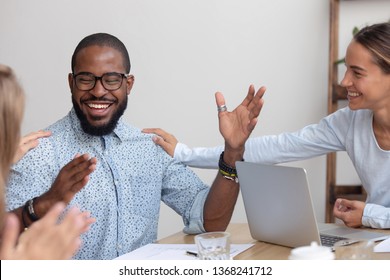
[186,251,198,257]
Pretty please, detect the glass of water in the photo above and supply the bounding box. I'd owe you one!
[334,240,374,260]
[195,232,230,260]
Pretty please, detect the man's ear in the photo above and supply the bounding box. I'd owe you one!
[126,75,135,95]
[68,73,74,92]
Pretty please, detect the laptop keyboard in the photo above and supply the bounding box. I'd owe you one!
[320,234,348,247]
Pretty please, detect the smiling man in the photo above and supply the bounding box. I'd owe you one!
[6,33,265,259]
[70,43,132,136]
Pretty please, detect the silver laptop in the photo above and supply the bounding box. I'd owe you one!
[236,161,389,248]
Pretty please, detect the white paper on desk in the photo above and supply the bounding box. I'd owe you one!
[114,243,254,260]
[374,237,390,253]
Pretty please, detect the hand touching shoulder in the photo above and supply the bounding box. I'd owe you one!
[13,130,52,164]
[142,128,178,157]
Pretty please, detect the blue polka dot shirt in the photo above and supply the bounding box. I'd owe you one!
[6,109,209,259]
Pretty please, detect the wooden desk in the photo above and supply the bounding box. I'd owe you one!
[158,223,390,260]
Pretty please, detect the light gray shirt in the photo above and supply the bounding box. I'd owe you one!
[174,107,390,229]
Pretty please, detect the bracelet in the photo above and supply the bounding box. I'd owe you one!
[218,152,243,183]
[24,197,40,222]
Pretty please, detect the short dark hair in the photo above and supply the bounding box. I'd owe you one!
[354,22,390,74]
[71,33,131,73]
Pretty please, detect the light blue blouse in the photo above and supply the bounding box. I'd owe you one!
[174,107,390,229]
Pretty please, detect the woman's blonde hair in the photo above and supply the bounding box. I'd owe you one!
[0,64,25,229]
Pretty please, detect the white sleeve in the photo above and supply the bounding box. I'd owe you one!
[174,142,222,168]
[172,110,348,168]
[362,203,390,229]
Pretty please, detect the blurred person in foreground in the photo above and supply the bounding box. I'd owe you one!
[0,64,95,259]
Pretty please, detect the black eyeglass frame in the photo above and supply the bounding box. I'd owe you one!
[72,72,129,91]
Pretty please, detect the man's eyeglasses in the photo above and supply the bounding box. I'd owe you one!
[72,72,128,91]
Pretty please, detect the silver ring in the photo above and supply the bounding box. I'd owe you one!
[217,104,227,112]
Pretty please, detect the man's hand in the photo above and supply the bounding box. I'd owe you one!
[142,128,178,157]
[203,84,266,232]
[35,154,97,217]
[217,84,266,163]
[333,198,365,228]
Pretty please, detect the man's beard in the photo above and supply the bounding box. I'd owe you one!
[72,96,127,136]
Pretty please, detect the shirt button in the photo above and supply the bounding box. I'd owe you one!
[117,244,122,250]
[114,180,119,185]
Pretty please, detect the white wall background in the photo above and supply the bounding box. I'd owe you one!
[0,0,389,240]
